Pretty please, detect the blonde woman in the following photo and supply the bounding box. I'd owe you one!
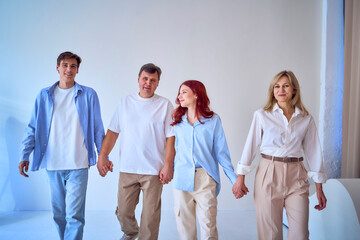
[233,70,327,240]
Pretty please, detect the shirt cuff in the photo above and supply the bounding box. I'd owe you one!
[236,163,256,175]
[229,172,238,185]
[308,171,327,183]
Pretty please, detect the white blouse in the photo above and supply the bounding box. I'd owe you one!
[237,104,327,183]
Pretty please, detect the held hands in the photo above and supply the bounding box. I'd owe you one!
[159,163,174,184]
[19,161,29,178]
[314,183,327,211]
[232,175,249,199]
[97,157,113,177]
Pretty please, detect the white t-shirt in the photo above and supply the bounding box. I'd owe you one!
[108,93,174,175]
[44,86,89,170]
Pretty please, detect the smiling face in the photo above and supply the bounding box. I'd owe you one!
[273,75,296,104]
[138,70,159,98]
[178,84,197,109]
[56,58,78,87]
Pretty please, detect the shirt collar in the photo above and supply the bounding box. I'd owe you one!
[47,81,82,97]
[272,103,302,117]
[74,82,83,97]
[272,103,281,112]
[135,93,159,102]
[293,106,301,117]
[181,112,211,126]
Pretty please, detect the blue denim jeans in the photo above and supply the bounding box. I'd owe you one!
[47,168,88,240]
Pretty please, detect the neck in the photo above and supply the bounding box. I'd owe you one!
[278,101,294,111]
[59,80,75,89]
[186,105,197,121]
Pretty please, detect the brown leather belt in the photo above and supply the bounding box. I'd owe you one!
[261,154,303,163]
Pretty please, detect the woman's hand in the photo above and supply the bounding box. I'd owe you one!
[314,183,327,210]
[232,175,249,199]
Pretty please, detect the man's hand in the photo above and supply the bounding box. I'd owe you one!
[159,163,173,184]
[160,136,175,184]
[314,183,327,211]
[232,175,249,199]
[97,158,113,177]
[19,161,29,178]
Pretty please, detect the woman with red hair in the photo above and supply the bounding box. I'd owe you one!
[171,80,237,240]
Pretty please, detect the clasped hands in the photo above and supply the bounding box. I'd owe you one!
[232,175,249,199]
[97,158,174,185]
[97,158,113,177]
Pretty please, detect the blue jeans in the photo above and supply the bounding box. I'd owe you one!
[47,168,88,240]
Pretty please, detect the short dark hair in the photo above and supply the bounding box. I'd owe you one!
[138,63,162,80]
[57,51,82,68]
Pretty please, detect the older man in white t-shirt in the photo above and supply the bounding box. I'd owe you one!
[97,63,175,240]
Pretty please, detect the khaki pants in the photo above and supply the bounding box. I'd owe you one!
[254,158,310,240]
[115,172,163,240]
[174,168,218,240]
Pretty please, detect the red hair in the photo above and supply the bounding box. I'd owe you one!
[171,80,214,126]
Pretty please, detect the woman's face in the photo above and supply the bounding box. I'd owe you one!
[178,84,197,108]
[273,76,295,104]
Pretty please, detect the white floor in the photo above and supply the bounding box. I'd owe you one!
[0,210,288,240]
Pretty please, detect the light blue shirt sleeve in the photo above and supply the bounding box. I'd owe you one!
[20,95,38,162]
[90,90,105,156]
[20,88,54,167]
[213,116,238,185]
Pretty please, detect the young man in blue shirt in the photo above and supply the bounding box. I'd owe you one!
[19,51,105,240]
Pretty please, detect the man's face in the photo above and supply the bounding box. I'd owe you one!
[56,58,78,85]
[138,70,159,98]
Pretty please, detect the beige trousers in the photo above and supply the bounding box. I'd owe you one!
[174,168,218,240]
[254,158,310,240]
[115,172,163,240]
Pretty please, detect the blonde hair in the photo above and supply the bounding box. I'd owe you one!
[263,70,308,116]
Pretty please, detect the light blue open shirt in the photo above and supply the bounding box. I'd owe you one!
[173,114,237,196]
[20,81,105,171]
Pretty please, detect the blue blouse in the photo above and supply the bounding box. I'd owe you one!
[173,114,237,196]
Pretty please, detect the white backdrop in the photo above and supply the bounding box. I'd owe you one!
[0,0,323,212]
